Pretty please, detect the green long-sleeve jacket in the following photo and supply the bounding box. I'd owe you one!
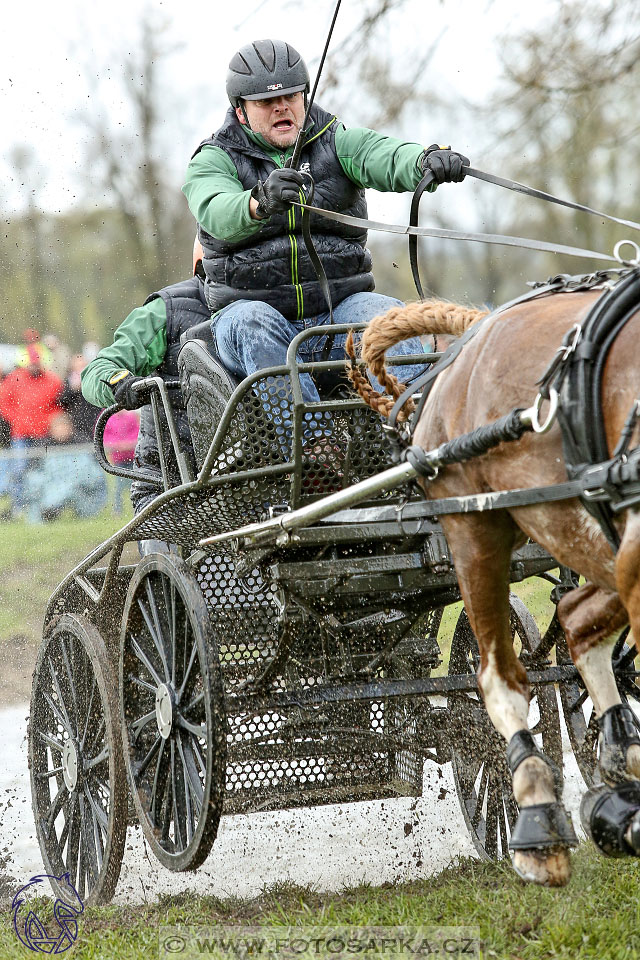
[182,121,432,243]
[81,298,168,408]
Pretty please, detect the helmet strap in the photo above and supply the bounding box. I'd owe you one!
[239,101,251,129]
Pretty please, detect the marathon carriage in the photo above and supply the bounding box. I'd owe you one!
[28,314,640,905]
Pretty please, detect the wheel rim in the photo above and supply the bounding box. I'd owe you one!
[29,615,126,905]
[448,595,562,861]
[120,554,226,871]
[559,625,640,786]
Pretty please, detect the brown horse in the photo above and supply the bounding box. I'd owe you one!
[347,290,640,886]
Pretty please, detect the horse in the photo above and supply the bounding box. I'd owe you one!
[345,289,640,886]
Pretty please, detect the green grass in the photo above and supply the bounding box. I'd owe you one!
[1,846,639,959]
[0,507,135,644]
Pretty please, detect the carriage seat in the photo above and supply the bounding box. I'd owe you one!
[178,321,242,468]
[178,320,351,470]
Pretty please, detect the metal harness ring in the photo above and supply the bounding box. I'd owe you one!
[522,389,559,434]
[613,239,640,266]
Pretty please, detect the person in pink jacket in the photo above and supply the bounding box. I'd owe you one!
[102,409,140,513]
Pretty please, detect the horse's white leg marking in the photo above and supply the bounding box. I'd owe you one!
[574,637,620,718]
[576,632,640,779]
[480,651,555,806]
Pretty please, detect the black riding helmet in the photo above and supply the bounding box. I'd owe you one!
[227,39,310,122]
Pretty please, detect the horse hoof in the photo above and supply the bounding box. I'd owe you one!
[581,781,640,856]
[511,847,571,886]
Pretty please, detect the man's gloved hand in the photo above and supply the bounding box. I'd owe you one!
[421,144,470,184]
[251,168,306,219]
[107,370,148,410]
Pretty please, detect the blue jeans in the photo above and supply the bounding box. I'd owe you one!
[211,292,429,449]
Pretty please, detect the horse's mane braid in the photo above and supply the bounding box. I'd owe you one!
[346,299,488,421]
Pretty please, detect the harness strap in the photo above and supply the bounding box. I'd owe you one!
[465,167,640,234]
[294,201,619,264]
[409,171,436,299]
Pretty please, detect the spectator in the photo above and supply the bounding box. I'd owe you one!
[0,346,63,515]
[102,409,140,514]
[22,412,107,523]
[43,333,72,381]
[60,354,99,442]
[16,328,52,370]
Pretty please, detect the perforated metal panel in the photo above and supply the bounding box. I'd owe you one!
[196,552,441,813]
[135,365,402,549]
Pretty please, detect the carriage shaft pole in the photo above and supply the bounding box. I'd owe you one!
[199,460,418,547]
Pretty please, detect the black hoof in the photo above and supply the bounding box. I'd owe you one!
[508,802,578,852]
[581,781,640,857]
[598,704,640,786]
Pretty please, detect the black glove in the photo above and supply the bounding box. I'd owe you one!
[107,370,148,410]
[421,144,470,184]
[251,168,306,219]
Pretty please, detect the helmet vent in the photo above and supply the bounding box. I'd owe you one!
[287,45,301,68]
[253,39,276,72]
[229,52,252,76]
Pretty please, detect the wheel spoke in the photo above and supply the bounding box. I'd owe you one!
[150,739,170,826]
[63,792,80,871]
[86,716,106,753]
[134,735,162,779]
[130,635,163,688]
[176,716,206,739]
[43,783,68,833]
[568,687,590,714]
[35,766,64,780]
[179,736,204,817]
[79,793,98,892]
[47,655,75,738]
[178,636,198,701]
[84,746,109,772]
[130,710,157,743]
[41,689,71,738]
[59,635,80,734]
[160,574,178,687]
[84,784,105,873]
[139,581,170,681]
[129,673,157,695]
[83,782,109,833]
[39,730,65,753]
[81,676,98,750]
[181,690,205,716]
[471,763,490,831]
[176,736,196,846]
[171,739,187,852]
[484,777,498,858]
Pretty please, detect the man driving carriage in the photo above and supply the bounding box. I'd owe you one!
[182,38,469,461]
[81,38,469,512]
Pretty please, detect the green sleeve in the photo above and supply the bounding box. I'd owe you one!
[182,146,265,243]
[335,123,433,193]
[80,298,168,408]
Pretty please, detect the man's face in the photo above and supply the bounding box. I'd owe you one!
[236,92,305,149]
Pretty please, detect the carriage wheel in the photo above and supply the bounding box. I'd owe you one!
[447,594,562,861]
[29,614,127,905]
[120,553,227,871]
[558,625,640,786]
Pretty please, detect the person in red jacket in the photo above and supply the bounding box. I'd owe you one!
[0,345,63,515]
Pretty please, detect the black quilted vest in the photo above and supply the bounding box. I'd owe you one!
[131,277,210,512]
[194,105,374,321]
